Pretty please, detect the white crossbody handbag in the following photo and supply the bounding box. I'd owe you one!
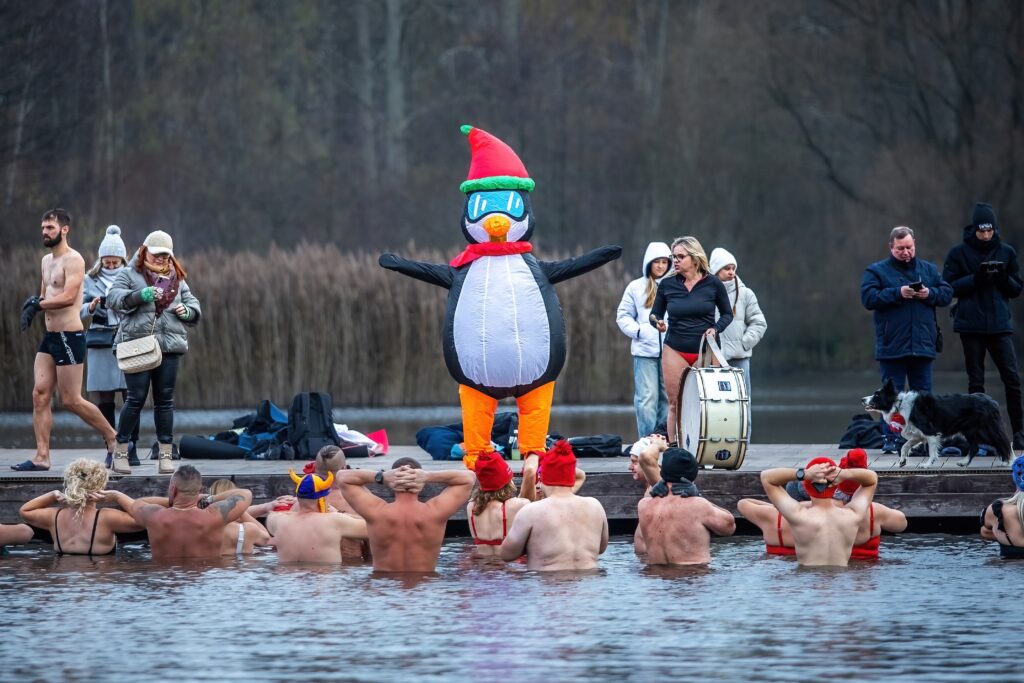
[116,316,162,374]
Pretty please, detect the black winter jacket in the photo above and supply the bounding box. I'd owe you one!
[942,226,1023,335]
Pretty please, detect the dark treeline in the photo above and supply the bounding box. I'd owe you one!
[2,0,1024,408]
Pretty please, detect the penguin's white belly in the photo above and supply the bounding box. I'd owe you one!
[453,256,551,388]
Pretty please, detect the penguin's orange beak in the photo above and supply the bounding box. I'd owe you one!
[483,215,510,241]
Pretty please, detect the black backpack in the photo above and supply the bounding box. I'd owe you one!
[287,392,341,460]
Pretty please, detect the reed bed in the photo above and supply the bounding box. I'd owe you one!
[0,245,637,410]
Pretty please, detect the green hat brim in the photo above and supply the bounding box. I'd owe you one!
[460,176,535,194]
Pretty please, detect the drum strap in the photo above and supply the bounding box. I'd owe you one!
[697,334,731,369]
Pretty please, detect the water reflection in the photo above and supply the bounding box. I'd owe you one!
[1,535,1022,682]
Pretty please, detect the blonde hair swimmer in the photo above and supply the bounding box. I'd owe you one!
[18,458,142,556]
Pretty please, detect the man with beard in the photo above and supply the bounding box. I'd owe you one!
[13,209,117,471]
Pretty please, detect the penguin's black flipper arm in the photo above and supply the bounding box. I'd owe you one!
[379,253,454,289]
[540,245,622,285]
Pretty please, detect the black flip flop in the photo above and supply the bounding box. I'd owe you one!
[10,460,50,472]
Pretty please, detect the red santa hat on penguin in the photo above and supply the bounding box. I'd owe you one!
[459,125,535,194]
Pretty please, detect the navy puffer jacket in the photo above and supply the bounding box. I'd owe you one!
[860,256,953,359]
[942,226,1022,334]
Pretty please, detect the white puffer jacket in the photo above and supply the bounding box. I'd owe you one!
[616,242,672,358]
[715,276,767,360]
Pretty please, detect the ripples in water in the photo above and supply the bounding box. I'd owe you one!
[1,534,1022,682]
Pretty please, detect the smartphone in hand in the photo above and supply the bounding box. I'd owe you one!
[908,281,924,291]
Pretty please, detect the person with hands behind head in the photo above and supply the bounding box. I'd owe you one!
[649,237,732,445]
[637,443,735,565]
[106,230,201,476]
[337,459,474,572]
[760,458,878,567]
[13,208,119,472]
[130,464,251,560]
[943,203,1024,450]
[19,458,142,556]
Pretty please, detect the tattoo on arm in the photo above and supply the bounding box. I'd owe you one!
[214,494,244,522]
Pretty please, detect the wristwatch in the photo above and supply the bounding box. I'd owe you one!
[374,469,385,484]
[795,468,805,481]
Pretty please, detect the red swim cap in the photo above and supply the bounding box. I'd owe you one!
[803,456,839,499]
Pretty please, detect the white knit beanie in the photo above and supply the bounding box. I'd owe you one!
[98,225,127,259]
[709,247,737,276]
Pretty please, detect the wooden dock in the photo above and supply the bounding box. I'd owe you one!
[0,444,1013,530]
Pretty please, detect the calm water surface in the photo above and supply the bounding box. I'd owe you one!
[1,534,1019,682]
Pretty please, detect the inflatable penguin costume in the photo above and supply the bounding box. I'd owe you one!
[380,125,621,468]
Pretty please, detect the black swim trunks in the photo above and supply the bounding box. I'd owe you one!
[38,331,86,366]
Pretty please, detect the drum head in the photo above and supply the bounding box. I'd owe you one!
[680,370,703,454]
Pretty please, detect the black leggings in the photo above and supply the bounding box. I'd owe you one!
[116,354,180,445]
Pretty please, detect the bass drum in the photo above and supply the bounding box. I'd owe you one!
[678,366,750,470]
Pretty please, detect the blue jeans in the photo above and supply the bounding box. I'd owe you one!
[729,357,752,437]
[633,355,668,439]
[878,356,933,440]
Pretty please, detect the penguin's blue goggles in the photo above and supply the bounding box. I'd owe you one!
[465,190,527,222]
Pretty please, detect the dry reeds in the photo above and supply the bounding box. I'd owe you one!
[0,244,635,410]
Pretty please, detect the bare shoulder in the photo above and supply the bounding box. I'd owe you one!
[66,249,85,267]
[579,495,607,514]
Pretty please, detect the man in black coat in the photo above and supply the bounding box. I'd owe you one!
[943,202,1024,450]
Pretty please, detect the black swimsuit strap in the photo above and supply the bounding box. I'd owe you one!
[993,500,1015,547]
[88,509,102,557]
[53,508,63,555]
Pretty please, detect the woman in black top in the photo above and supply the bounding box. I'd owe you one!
[650,237,733,443]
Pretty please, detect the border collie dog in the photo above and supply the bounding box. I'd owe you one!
[861,379,1011,468]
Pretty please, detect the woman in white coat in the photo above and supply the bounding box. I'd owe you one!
[710,247,767,432]
[616,242,673,439]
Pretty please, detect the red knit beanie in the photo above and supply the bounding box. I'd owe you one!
[473,451,513,492]
[803,456,839,499]
[539,440,576,487]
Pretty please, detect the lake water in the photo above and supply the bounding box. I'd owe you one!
[1,534,1019,682]
[0,370,1007,448]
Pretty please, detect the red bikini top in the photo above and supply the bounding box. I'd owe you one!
[470,501,507,546]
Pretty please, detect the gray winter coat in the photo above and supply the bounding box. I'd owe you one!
[106,253,202,355]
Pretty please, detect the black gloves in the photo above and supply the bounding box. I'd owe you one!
[649,480,670,497]
[20,296,42,331]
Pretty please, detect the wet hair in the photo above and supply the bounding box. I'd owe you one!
[41,208,71,227]
[208,479,235,495]
[172,465,203,495]
[391,457,422,470]
[62,459,108,519]
[670,236,710,276]
[136,245,188,280]
[471,481,517,517]
[316,445,346,474]
[889,226,915,246]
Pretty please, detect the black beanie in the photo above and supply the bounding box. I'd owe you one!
[972,202,997,230]
[661,448,699,483]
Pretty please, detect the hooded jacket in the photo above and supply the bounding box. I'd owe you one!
[942,225,1022,334]
[709,248,767,360]
[861,255,953,360]
[616,242,672,358]
[106,251,202,355]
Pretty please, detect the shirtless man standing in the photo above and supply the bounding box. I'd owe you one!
[337,458,474,572]
[267,471,368,563]
[130,465,252,560]
[636,444,736,565]
[500,441,608,571]
[760,457,878,567]
[14,209,117,471]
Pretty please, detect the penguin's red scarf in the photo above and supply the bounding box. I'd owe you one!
[450,241,533,267]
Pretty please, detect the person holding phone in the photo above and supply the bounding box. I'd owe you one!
[861,226,953,454]
[943,202,1024,450]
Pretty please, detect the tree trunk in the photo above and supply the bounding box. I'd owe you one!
[384,0,407,178]
[356,0,379,186]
